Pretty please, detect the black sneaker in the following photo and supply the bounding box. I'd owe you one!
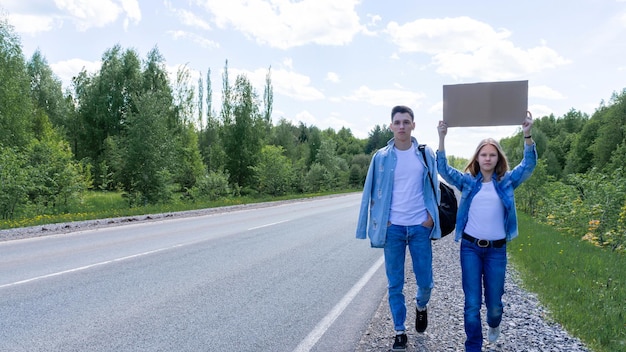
[416,307,428,333]
[392,333,407,351]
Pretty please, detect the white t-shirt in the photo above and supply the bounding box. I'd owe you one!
[389,145,428,226]
[464,180,506,240]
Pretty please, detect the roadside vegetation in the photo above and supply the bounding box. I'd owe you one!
[0,190,353,229]
[511,214,625,352]
[1,15,625,352]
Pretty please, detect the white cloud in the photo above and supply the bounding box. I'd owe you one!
[54,0,120,31]
[530,85,566,100]
[343,86,425,107]
[5,0,141,33]
[428,101,443,114]
[386,16,509,54]
[528,104,554,119]
[270,69,326,101]
[386,16,571,80]
[293,110,318,126]
[325,72,340,83]
[50,58,101,89]
[325,112,354,132]
[166,1,212,30]
[366,13,382,27]
[168,30,219,49]
[119,0,141,29]
[195,0,365,49]
[7,14,59,35]
[282,58,294,69]
[229,67,325,101]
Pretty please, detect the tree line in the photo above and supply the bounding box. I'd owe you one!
[1,17,624,252]
[503,91,626,252]
[0,18,391,217]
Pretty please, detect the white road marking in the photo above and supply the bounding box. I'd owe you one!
[0,244,184,289]
[247,220,288,230]
[292,255,385,352]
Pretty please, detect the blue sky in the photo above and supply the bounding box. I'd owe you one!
[2,0,626,158]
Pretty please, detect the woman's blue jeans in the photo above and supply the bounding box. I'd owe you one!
[460,238,507,352]
[384,224,433,332]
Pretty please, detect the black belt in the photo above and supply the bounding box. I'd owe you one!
[462,233,506,248]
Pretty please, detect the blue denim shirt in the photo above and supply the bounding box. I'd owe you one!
[436,142,537,242]
[356,138,442,248]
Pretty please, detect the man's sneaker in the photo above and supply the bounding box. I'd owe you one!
[392,333,408,351]
[415,306,428,333]
[488,325,501,343]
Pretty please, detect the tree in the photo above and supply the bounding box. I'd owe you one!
[171,64,205,193]
[564,119,599,174]
[220,60,233,125]
[0,18,32,148]
[27,50,70,134]
[197,70,204,130]
[172,64,195,125]
[306,125,322,167]
[120,91,172,205]
[223,74,263,190]
[558,109,587,134]
[270,118,299,161]
[26,110,86,213]
[304,163,332,193]
[262,66,273,130]
[334,127,363,158]
[515,159,548,215]
[252,145,293,196]
[74,45,143,189]
[315,138,348,189]
[175,125,206,195]
[365,124,393,154]
[202,68,225,173]
[349,153,370,187]
[591,90,626,171]
[0,147,28,219]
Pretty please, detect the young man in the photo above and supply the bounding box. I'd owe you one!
[356,105,442,351]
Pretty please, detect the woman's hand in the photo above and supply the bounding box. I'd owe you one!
[437,120,447,151]
[523,111,534,145]
[438,120,448,138]
[523,111,533,136]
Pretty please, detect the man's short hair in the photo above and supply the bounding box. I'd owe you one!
[391,105,414,121]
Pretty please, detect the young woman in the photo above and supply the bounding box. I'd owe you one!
[436,113,537,352]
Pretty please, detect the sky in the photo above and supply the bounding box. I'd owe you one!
[2,0,626,158]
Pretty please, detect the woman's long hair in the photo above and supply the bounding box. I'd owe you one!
[463,138,509,180]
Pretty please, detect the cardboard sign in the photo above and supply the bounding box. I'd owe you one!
[443,80,528,127]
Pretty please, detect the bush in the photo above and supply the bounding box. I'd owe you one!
[193,170,231,201]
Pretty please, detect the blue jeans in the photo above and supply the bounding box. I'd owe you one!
[384,224,433,332]
[460,238,507,352]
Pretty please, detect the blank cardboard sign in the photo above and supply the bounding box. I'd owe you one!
[443,80,528,127]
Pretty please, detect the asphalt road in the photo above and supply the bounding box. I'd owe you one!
[0,193,387,352]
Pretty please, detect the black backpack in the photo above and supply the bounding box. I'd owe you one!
[418,145,458,238]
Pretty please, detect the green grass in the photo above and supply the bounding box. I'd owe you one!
[510,212,625,352]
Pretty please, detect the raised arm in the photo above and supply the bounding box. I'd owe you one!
[523,111,534,146]
[437,120,448,152]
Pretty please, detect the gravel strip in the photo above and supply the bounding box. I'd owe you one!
[0,198,321,242]
[354,235,591,352]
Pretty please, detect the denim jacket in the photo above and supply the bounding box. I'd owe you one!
[356,137,442,248]
[436,142,537,242]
